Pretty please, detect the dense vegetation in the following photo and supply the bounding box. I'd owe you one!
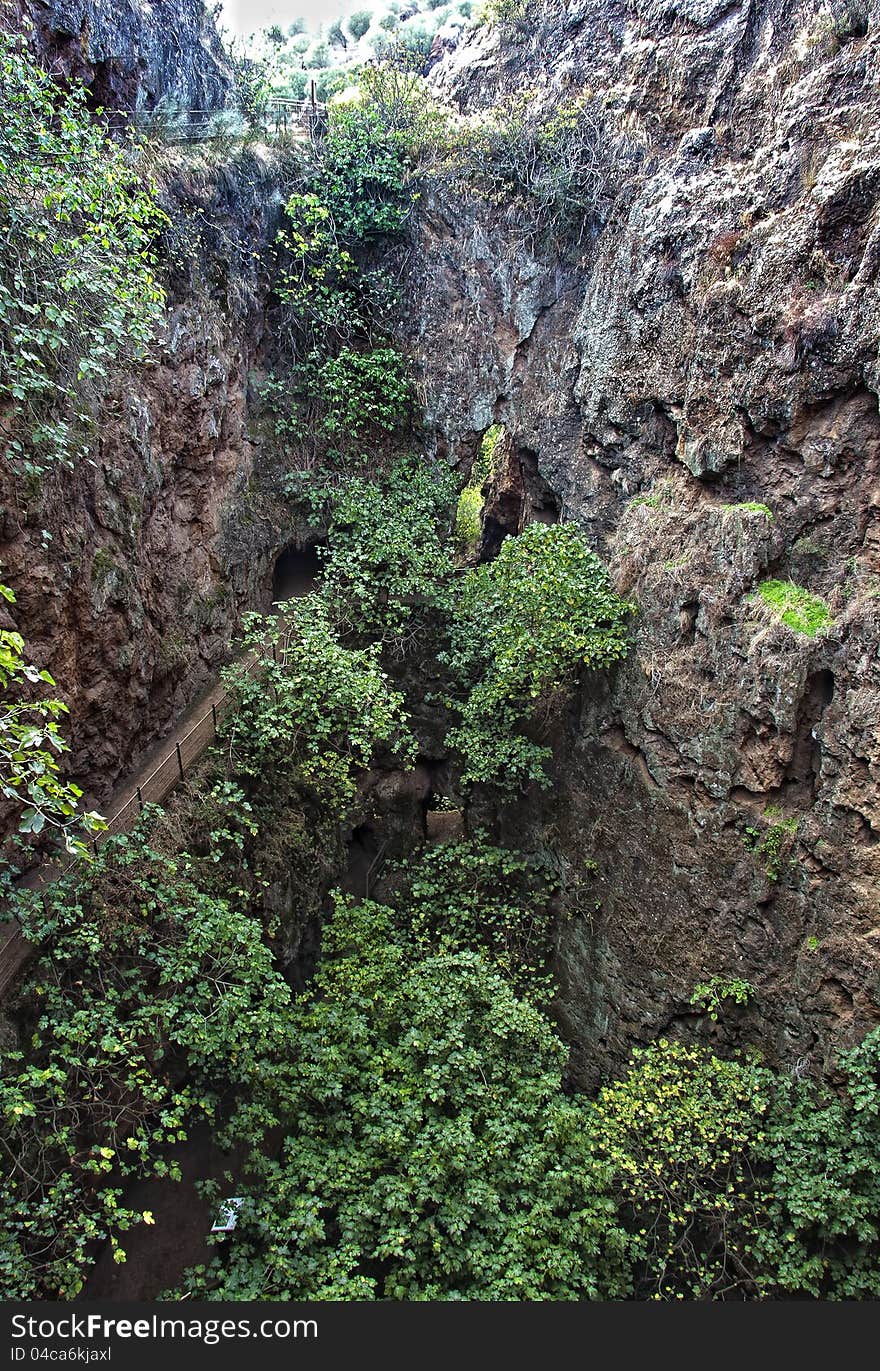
[0,35,165,478]
[1,41,880,1306]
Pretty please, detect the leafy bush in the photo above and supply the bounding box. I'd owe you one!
[0,36,165,476]
[458,93,605,241]
[275,193,365,350]
[1,833,293,1298]
[743,809,799,881]
[588,1040,772,1300]
[754,580,831,636]
[174,895,632,1301]
[445,522,632,787]
[321,102,413,242]
[315,346,412,437]
[0,577,104,857]
[219,600,415,806]
[319,457,456,640]
[754,1028,880,1298]
[689,976,755,1022]
[388,834,562,1000]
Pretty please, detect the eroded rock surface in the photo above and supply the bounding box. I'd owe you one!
[408,0,880,1081]
[12,0,235,112]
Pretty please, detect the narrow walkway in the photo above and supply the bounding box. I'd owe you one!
[0,560,319,1000]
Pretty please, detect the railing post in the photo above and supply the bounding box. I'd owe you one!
[176,742,184,781]
[212,702,218,733]
[136,785,143,813]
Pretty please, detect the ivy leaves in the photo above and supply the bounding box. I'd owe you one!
[0,575,104,858]
[444,522,633,788]
[0,36,165,476]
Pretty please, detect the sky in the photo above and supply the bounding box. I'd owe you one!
[218,0,353,36]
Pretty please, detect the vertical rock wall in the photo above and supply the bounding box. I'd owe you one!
[407,0,880,1081]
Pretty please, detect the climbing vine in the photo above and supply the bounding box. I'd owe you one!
[0,35,165,477]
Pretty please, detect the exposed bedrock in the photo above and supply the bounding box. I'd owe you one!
[9,0,235,113]
[406,0,880,1078]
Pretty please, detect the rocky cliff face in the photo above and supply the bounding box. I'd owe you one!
[9,0,235,112]
[0,142,293,805]
[408,0,880,1082]
[4,0,878,1083]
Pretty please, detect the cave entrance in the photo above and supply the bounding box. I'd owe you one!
[271,543,323,604]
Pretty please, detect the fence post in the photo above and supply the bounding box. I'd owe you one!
[212,702,218,733]
[137,785,143,813]
[176,742,184,781]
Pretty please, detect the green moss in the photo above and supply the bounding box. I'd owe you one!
[723,502,774,520]
[90,546,116,587]
[455,485,484,548]
[755,579,831,636]
[453,425,503,552]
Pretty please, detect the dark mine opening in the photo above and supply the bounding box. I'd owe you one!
[271,543,323,604]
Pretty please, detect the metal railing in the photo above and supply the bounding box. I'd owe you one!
[0,651,264,998]
[124,90,329,144]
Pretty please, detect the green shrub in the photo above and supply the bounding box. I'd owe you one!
[173,895,632,1301]
[388,834,563,1000]
[1,833,293,1298]
[445,522,632,787]
[743,810,799,881]
[0,576,104,857]
[315,346,412,437]
[321,102,413,242]
[689,975,755,1022]
[319,457,456,639]
[588,1039,772,1300]
[755,580,831,636]
[220,601,415,806]
[754,1027,880,1298]
[347,9,373,39]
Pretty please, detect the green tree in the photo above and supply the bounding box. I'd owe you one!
[348,10,373,39]
[444,522,632,787]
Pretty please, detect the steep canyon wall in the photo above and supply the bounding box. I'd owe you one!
[406,0,880,1082]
